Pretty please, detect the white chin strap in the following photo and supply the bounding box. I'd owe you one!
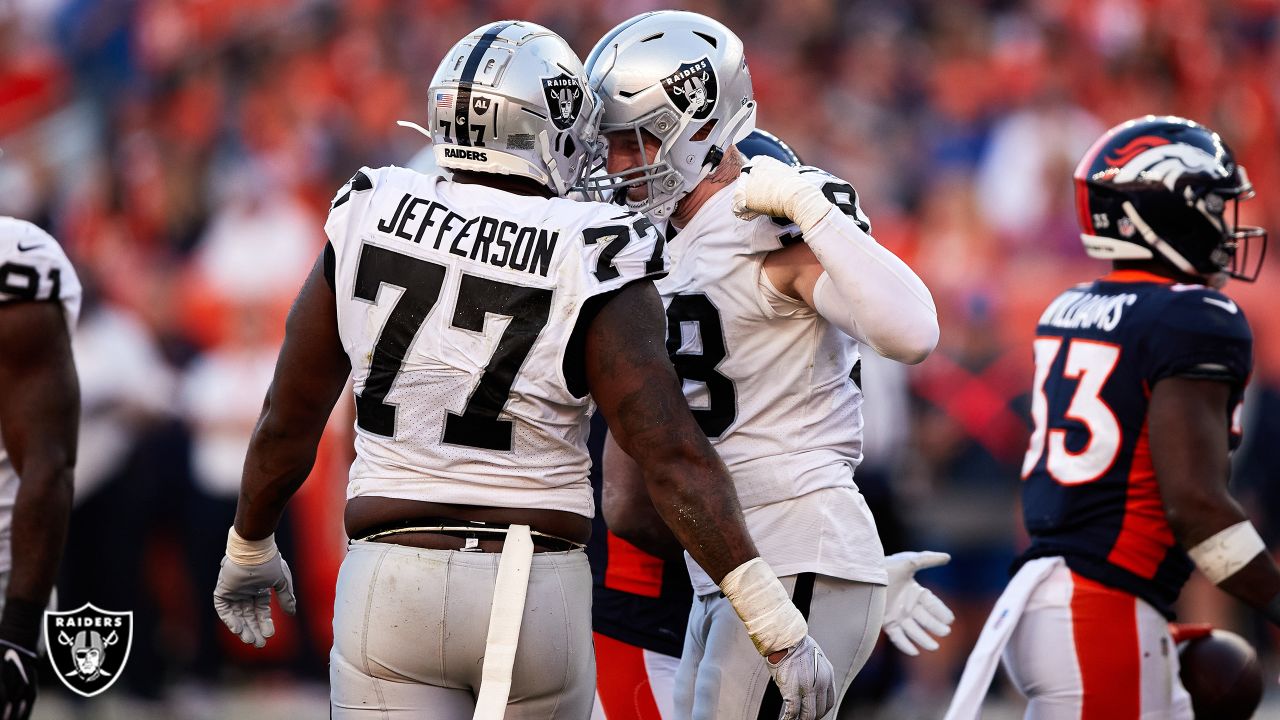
[396,119,431,138]
[1121,200,1200,275]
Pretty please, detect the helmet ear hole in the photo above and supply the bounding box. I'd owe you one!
[691,119,718,142]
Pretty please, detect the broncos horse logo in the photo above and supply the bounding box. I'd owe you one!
[1104,135,1230,190]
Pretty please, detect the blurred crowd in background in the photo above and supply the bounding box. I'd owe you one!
[2,0,1279,716]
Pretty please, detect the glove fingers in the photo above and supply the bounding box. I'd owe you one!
[255,592,275,640]
[818,652,836,717]
[907,551,951,571]
[275,561,298,615]
[920,591,956,625]
[236,604,264,647]
[901,618,939,652]
[884,624,918,656]
[916,603,954,637]
[215,598,242,635]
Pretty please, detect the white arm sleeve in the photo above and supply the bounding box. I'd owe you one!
[806,208,939,364]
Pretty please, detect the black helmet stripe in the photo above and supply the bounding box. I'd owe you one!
[454,22,515,147]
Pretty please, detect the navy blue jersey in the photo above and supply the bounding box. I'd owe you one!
[584,415,692,657]
[1015,271,1252,618]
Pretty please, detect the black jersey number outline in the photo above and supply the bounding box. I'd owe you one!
[583,216,661,281]
[0,263,61,302]
[772,177,871,244]
[665,293,736,437]
[352,243,551,450]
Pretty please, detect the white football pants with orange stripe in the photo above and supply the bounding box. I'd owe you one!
[1001,561,1193,720]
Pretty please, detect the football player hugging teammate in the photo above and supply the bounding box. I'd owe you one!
[213,19,836,720]
[946,116,1280,720]
[585,11,954,720]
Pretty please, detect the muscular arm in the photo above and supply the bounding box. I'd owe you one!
[740,158,937,364]
[586,280,758,582]
[233,253,350,540]
[1151,377,1280,615]
[0,301,78,649]
[601,430,683,560]
[763,216,938,364]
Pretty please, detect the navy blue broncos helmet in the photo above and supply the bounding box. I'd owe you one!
[737,129,802,167]
[1074,115,1267,282]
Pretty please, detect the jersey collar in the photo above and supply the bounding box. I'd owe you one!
[1099,270,1177,285]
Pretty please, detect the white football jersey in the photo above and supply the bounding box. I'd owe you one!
[661,166,887,590]
[0,217,82,574]
[326,167,666,518]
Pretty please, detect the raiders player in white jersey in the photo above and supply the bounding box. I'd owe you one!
[213,21,837,720]
[0,217,81,720]
[586,12,952,719]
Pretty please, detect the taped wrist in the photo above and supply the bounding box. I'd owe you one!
[742,160,832,233]
[1187,520,1265,584]
[226,526,279,566]
[720,557,808,656]
[0,597,44,651]
[786,183,833,235]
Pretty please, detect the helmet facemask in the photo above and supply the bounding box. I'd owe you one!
[582,11,757,218]
[1212,174,1268,282]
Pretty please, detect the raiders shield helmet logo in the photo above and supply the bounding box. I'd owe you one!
[44,604,133,697]
[541,74,584,131]
[661,58,719,120]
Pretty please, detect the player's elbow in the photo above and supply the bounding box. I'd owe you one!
[871,319,938,365]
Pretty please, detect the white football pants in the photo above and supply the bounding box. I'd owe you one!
[330,540,595,719]
[673,574,885,720]
[1002,561,1193,720]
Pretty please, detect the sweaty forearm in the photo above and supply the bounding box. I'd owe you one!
[233,405,323,540]
[611,390,758,581]
[4,463,72,648]
[641,445,759,583]
[805,211,938,363]
[603,489,684,560]
[602,433,684,559]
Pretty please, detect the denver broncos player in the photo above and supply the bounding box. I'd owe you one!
[212,21,834,719]
[0,217,80,720]
[587,12,949,719]
[946,116,1280,720]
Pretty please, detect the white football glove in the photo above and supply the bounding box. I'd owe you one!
[213,548,297,648]
[882,551,955,656]
[732,155,833,233]
[767,634,837,720]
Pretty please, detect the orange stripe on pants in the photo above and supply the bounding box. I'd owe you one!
[1070,572,1141,719]
[594,632,663,720]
